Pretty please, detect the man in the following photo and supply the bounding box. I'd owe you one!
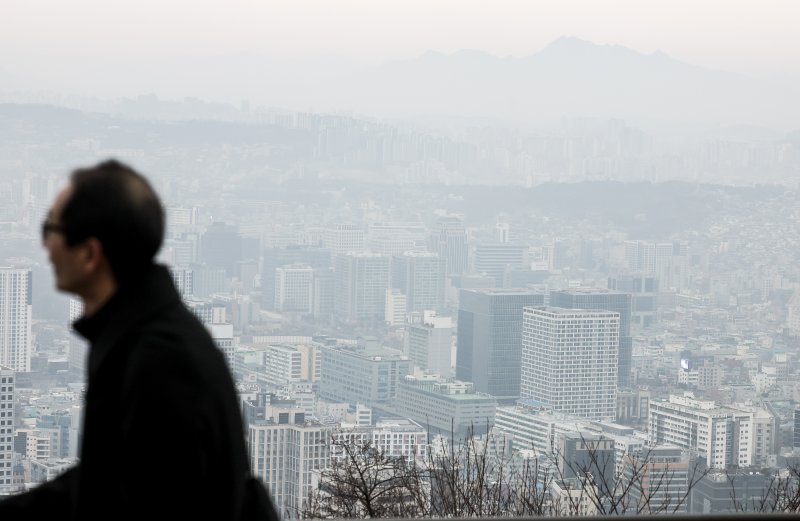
[0,160,277,520]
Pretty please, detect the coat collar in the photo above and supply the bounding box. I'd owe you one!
[73,264,182,378]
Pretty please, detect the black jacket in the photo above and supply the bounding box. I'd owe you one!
[1,264,265,520]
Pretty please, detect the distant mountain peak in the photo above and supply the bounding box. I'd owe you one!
[545,35,596,49]
[538,36,640,58]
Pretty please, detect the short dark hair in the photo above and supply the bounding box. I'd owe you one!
[60,159,165,285]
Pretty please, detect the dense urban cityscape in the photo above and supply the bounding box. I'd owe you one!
[2,0,800,515]
[0,97,798,516]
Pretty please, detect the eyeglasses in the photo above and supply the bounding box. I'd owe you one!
[41,221,68,241]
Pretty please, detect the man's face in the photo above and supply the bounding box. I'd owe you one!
[42,185,88,294]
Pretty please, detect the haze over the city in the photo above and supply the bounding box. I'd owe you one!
[2,0,799,130]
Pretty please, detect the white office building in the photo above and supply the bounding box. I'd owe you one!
[520,307,619,421]
[395,373,497,439]
[648,394,776,469]
[249,407,332,518]
[258,343,320,387]
[405,311,453,376]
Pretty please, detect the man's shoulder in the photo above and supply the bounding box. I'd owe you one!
[124,302,230,385]
[135,300,217,353]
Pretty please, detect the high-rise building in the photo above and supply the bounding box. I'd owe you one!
[68,297,87,377]
[200,222,243,276]
[520,307,619,421]
[0,268,32,373]
[455,289,545,402]
[607,274,658,328]
[262,246,332,310]
[624,240,688,292]
[405,311,453,375]
[190,263,226,298]
[311,268,335,319]
[787,291,800,337]
[274,264,314,313]
[249,407,332,518]
[0,366,15,494]
[550,288,632,388]
[794,408,800,448]
[473,243,526,287]
[334,253,390,323]
[169,266,194,298]
[431,217,468,275]
[391,252,446,312]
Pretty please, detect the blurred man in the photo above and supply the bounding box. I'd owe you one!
[0,160,277,520]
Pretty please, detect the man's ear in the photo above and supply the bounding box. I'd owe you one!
[81,237,106,273]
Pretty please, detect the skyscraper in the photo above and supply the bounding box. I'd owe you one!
[262,245,332,310]
[431,216,468,275]
[550,288,632,387]
[607,274,658,328]
[0,268,32,373]
[520,307,619,421]
[334,253,390,323]
[391,251,446,312]
[455,289,544,402]
[199,222,242,276]
[0,366,14,494]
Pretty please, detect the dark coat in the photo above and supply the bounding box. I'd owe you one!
[0,264,265,520]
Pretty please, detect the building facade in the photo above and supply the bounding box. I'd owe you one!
[395,374,497,439]
[455,289,545,402]
[520,307,619,421]
[648,395,776,469]
[0,367,14,494]
[249,408,332,518]
[318,344,411,408]
[0,268,32,373]
[405,312,453,375]
[334,253,390,324]
[391,252,446,312]
[549,288,632,388]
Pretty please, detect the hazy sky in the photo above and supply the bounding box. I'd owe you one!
[2,0,798,77]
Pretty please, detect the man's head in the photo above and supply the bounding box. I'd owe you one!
[42,160,165,295]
